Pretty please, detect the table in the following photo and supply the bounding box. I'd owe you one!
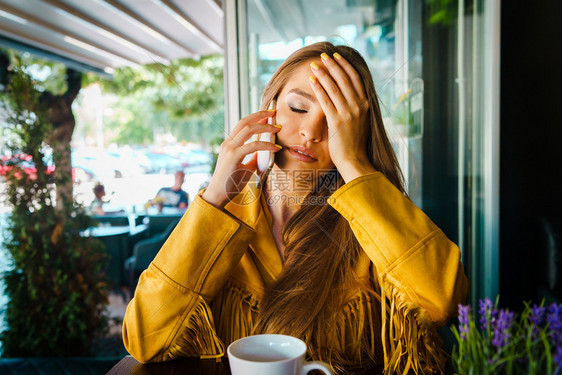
[107,356,230,375]
[107,355,384,374]
[82,225,149,287]
[84,226,130,237]
[85,226,130,286]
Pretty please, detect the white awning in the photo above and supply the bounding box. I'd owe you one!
[0,0,223,74]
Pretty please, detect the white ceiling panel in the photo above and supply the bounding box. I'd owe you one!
[0,0,224,73]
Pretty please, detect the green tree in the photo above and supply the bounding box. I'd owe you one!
[0,64,108,357]
[1,50,81,209]
[82,55,225,146]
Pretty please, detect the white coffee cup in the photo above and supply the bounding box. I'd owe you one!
[227,334,333,375]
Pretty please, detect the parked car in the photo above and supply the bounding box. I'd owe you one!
[111,148,152,174]
[178,149,212,167]
[141,152,184,174]
[72,166,96,183]
[72,150,119,179]
[71,148,144,179]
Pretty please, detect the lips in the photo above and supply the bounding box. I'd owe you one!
[287,145,318,162]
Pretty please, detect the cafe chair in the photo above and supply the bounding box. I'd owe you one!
[145,213,183,237]
[125,218,180,295]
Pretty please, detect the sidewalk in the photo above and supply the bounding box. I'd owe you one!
[103,288,132,358]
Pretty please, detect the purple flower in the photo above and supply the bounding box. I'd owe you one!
[548,303,562,322]
[529,304,546,337]
[548,303,562,369]
[458,304,471,340]
[547,303,562,328]
[548,303,562,343]
[530,304,546,326]
[492,309,514,349]
[479,298,497,330]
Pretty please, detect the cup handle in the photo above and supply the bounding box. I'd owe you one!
[299,360,333,375]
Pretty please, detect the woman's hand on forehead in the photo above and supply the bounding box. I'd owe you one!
[308,52,374,180]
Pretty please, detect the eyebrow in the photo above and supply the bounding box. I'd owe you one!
[287,88,316,102]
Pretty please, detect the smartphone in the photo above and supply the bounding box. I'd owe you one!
[256,101,276,184]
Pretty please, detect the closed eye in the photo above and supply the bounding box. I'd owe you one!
[290,106,307,114]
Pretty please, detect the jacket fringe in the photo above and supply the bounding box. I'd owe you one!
[212,281,260,346]
[305,290,383,375]
[164,294,225,360]
[173,281,446,374]
[380,276,447,374]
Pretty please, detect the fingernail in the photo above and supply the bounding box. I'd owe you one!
[273,124,282,128]
[321,52,330,60]
[333,52,342,60]
[310,61,319,70]
[309,75,317,84]
[275,144,283,149]
[267,109,276,112]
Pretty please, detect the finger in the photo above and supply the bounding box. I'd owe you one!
[239,141,283,160]
[308,71,338,120]
[319,53,360,105]
[230,123,281,148]
[219,137,280,167]
[241,149,258,169]
[310,62,350,115]
[331,52,367,101]
[229,110,275,139]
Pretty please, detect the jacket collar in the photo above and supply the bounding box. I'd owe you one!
[224,172,263,229]
[225,172,283,283]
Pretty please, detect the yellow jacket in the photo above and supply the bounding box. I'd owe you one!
[123,172,468,374]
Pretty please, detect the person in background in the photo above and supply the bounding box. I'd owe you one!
[90,183,123,215]
[148,171,189,211]
[90,183,106,215]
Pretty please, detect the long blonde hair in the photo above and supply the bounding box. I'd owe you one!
[253,42,406,371]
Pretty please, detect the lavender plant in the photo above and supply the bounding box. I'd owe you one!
[452,298,562,374]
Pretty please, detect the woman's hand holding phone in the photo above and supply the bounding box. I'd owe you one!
[202,109,281,209]
[256,101,276,183]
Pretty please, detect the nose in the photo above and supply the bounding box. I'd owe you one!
[299,112,326,143]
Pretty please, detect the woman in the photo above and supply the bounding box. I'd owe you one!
[123,42,468,374]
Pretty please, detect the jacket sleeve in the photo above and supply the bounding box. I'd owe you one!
[328,172,468,326]
[122,194,255,363]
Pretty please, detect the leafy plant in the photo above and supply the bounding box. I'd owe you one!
[452,297,562,374]
[208,134,224,175]
[426,0,458,26]
[0,64,109,356]
[79,55,225,146]
[392,88,413,126]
